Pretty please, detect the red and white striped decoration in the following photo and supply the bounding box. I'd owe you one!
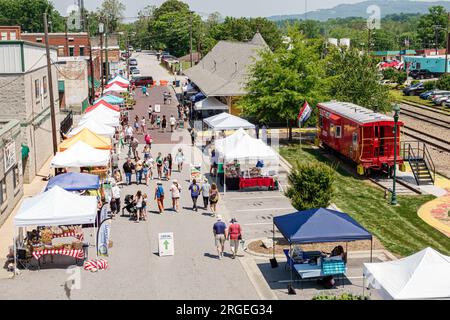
[83,259,109,272]
[32,248,84,260]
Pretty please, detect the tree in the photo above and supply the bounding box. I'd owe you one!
[285,161,336,211]
[0,0,64,32]
[417,6,448,49]
[98,0,126,33]
[147,0,201,57]
[239,31,330,138]
[326,47,392,112]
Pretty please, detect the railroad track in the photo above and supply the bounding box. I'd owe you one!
[400,109,450,129]
[368,177,422,195]
[400,100,450,116]
[402,126,450,154]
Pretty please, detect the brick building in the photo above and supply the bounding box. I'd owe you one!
[21,32,91,57]
[0,40,60,183]
[0,26,21,41]
[91,33,121,81]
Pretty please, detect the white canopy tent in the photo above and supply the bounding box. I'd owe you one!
[104,83,128,93]
[203,112,255,131]
[14,186,98,227]
[364,247,450,300]
[51,141,110,168]
[194,97,228,111]
[80,109,120,127]
[215,128,278,161]
[108,75,130,86]
[68,118,115,137]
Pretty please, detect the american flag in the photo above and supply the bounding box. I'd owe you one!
[297,101,312,127]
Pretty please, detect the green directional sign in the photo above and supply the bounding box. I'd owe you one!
[158,232,174,257]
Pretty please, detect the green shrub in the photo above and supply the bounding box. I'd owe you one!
[382,68,396,80]
[313,293,370,300]
[424,81,438,90]
[411,80,420,85]
[285,160,336,210]
[437,74,450,90]
[394,72,407,85]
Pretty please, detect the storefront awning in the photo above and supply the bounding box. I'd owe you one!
[58,80,65,92]
[21,144,30,159]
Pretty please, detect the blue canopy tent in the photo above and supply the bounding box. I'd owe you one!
[272,208,373,293]
[94,94,124,106]
[190,92,206,103]
[45,172,100,192]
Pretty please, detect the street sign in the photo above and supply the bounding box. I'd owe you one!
[155,104,161,113]
[158,232,174,256]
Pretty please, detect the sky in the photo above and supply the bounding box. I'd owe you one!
[53,0,446,19]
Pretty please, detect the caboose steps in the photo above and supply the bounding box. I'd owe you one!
[402,141,436,186]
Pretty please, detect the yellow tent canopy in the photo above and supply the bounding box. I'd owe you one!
[59,128,112,152]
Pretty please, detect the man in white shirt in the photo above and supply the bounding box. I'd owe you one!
[110,183,121,216]
[125,125,134,143]
[169,115,176,132]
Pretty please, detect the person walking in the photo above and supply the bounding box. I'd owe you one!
[142,85,148,96]
[123,158,135,185]
[156,152,163,179]
[142,194,148,221]
[154,182,165,214]
[200,178,211,210]
[209,183,220,216]
[161,115,167,133]
[131,137,139,159]
[135,157,143,185]
[175,148,184,172]
[162,157,169,180]
[156,115,161,130]
[169,115,176,132]
[167,153,173,179]
[151,112,156,129]
[169,179,182,212]
[190,128,196,146]
[144,132,152,148]
[148,105,153,120]
[144,157,153,184]
[134,118,140,134]
[134,190,143,222]
[141,116,146,133]
[189,179,201,211]
[143,145,151,161]
[125,125,133,144]
[213,215,228,259]
[228,218,242,259]
[183,112,188,129]
[110,182,121,216]
[111,150,119,172]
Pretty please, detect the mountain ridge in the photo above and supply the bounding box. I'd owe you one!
[268,0,450,21]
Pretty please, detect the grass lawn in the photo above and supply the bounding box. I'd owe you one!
[280,144,450,257]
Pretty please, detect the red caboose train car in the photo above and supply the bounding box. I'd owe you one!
[317,101,403,175]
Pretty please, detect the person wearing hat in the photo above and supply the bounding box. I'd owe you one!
[200,178,211,210]
[154,182,165,214]
[169,179,182,212]
[110,182,121,216]
[228,218,242,259]
[213,215,228,259]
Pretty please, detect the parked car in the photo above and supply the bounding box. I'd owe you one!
[136,48,142,52]
[420,90,436,99]
[421,90,447,100]
[131,68,141,78]
[129,58,138,66]
[428,90,450,101]
[129,66,137,72]
[402,82,425,96]
[130,76,153,87]
[409,69,439,80]
[431,92,450,104]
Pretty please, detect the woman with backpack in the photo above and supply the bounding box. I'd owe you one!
[209,183,220,216]
[154,182,165,214]
[188,179,201,212]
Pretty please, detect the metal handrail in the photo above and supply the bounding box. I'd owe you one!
[401,140,436,184]
[423,144,436,183]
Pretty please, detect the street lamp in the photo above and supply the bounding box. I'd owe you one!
[391,104,400,206]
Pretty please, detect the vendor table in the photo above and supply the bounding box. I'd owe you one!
[225,177,240,190]
[239,177,274,189]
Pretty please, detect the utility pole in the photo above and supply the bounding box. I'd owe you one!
[43,13,58,158]
[64,17,69,56]
[126,34,130,79]
[85,14,96,103]
[189,11,193,67]
[105,18,109,83]
[446,12,450,74]
[99,21,104,94]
